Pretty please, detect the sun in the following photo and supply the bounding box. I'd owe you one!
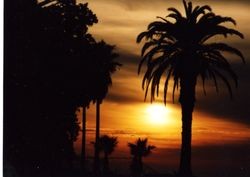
[146,104,170,125]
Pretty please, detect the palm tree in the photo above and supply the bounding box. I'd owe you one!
[99,135,118,173]
[136,0,245,176]
[128,138,156,176]
[91,41,121,172]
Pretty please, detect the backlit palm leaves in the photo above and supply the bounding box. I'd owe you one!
[128,138,155,176]
[137,0,244,175]
[128,138,155,158]
[99,135,118,173]
[137,0,245,104]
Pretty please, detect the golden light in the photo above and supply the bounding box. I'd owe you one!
[146,104,171,125]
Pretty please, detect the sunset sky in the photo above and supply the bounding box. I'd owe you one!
[75,1,250,176]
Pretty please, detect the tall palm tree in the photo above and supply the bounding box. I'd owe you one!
[91,41,121,172]
[99,135,118,173]
[128,138,156,176]
[137,0,245,176]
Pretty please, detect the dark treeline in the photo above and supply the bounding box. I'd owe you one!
[4,0,120,176]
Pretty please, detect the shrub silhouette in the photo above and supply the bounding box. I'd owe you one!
[99,135,118,174]
[128,138,156,176]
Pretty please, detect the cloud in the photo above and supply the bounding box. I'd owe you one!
[80,0,250,126]
[194,63,250,125]
[106,91,142,104]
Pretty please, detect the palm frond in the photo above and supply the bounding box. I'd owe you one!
[136,31,150,43]
[164,67,174,104]
[200,69,208,95]
[196,5,211,14]
[151,62,168,101]
[187,1,193,18]
[183,0,188,17]
[148,21,166,30]
[209,58,238,87]
[172,77,179,103]
[207,67,219,93]
[210,16,236,26]
[205,43,245,63]
[191,5,212,23]
[142,49,180,102]
[166,13,183,22]
[167,7,182,18]
[198,12,215,24]
[143,69,155,101]
[201,26,244,43]
[138,46,160,74]
[213,69,233,98]
[141,41,157,57]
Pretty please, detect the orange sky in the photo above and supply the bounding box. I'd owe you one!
[74,102,250,152]
[74,1,250,176]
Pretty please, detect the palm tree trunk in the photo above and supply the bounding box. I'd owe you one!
[94,100,100,172]
[81,106,86,170]
[138,156,143,175]
[178,76,197,176]
[103,153,109,174]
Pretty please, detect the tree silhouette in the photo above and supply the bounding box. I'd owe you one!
[4,0,100,176]
[90,41,121,172]
[137,0,245,176]
[95,135,119,174]
[38,0,99,171]
[128,138,155,176]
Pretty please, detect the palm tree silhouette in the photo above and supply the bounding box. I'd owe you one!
[137,0,245,176]
[91,41,121,172]
[128,138,156,176]
[99,135,118,173]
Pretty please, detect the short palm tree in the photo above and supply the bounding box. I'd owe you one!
[137,0,245,176]
[128,138,156,176]
[99,135,118,173]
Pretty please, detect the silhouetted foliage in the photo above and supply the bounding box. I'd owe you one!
[38,1,99,172]
[128,138,156,176]
[137,0,245,176]
[91,41,121,172]
[4,0,103,176]
[99,135,118,174]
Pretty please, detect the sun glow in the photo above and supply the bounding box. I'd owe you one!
[146,104,171,125]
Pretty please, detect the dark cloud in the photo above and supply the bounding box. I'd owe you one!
[195,63,250,125]
[106,91,142,104]
[116,52,141,66]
